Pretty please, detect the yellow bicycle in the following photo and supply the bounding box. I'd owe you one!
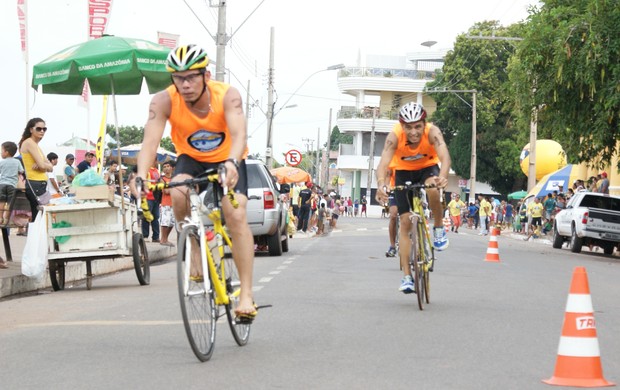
[137,166,249,362]
[393,182,435,310]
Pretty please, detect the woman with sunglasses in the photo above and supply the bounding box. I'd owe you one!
[18,117,53,224]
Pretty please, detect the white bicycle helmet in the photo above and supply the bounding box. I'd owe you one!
[398,102,427,123]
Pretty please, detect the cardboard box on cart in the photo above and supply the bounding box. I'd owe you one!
[73,185,114,201]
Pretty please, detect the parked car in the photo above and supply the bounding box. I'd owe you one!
[245,159,289,256]
[553,191,620,255]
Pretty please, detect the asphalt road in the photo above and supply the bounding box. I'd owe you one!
[1,217,619,389]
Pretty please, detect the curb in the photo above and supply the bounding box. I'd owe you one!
[0,244,175,299]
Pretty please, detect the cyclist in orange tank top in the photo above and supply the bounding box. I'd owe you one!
[375,102,452,294]
[137,44,256,319]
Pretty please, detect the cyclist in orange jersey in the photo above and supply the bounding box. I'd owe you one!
[137,44,256,320]
[375,102,451,293]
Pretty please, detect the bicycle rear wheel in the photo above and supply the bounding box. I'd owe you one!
[177,225,216,362]
[223,249,251,346]
[409,235,424,310]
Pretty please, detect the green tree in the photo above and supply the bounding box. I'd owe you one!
[427,21,527,194]
[105,125,175,154]
[329,126,353,151]
[509,0,620,169]
[160,137,175,153]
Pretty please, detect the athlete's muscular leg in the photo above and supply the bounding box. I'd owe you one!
[399,212,413,276]
[389,205,398,248]
[424,182,444,229]
[170,173,192,224]
[222,193,255,315]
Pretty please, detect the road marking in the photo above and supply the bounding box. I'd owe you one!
[253,285,264,292]
[356,228,368,231]
[283,260,293,264]
[269,271,281,275]
[18,320,182,328]
[259,277,273,283]
[277,265,287,270]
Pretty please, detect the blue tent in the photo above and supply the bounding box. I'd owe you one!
[527,164,581,199]
[108,144,176,165]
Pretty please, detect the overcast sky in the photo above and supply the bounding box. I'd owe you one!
[1,0,538,163]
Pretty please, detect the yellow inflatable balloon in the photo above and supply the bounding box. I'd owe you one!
[520,140,567,180]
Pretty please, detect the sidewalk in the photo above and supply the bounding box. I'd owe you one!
[0,229,177,299]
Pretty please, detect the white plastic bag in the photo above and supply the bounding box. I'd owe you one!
[21,211,48,280]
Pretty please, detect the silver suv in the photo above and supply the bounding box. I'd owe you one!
[245,159,289,256]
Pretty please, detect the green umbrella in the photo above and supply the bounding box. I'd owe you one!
[31,35,173,229]
[31,35,172,95]
[507,190,528,200]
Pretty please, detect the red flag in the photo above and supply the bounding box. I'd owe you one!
[88,0,114,39]
[78,80,90,107]
[157,31,180,49]
[16,0,27,60]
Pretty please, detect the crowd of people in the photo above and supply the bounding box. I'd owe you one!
[443,172,611,241]
[0,117,183,270]
[286,181,369,239]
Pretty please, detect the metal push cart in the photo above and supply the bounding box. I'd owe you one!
[42,195,149,291]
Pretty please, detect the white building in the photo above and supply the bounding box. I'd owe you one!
[332,49,498,204]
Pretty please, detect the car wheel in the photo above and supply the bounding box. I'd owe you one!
[552,224,564,249]
[570,225,582,253]
[267,229,283,256]
[282,231,289,252]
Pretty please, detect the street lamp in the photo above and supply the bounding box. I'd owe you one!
[265,63,345,168]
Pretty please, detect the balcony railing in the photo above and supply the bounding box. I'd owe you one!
[338,67,437,80]
[337,106,398,120]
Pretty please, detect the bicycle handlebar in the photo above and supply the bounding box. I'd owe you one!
[135,165,239,211]
[391,182,437,191]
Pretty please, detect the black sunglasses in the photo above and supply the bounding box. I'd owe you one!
[35,126,48,132]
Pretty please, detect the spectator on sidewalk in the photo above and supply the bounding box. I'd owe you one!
[63,154,76,186]
[46,152,62,198]
[447,194,465,233]
[77,152,95,173]
[478,195,491,235]
[159,160,176,247]
[361,195,368,217]
[296,182,312,233]
[0,141,24,226]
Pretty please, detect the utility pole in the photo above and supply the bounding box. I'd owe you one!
[316,127,321,185]
[366,107,377,202]
[426,88,477,204]
[199,0,265,81]
[323,108,332,188]
[265,27,275,168]
[464,34,534,195]
[214,1,227,82]
[528,108,538,191]
[302,137,314,176]
[470,92,477,205]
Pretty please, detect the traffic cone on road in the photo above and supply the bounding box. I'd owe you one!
[443,217,451,233]
[542,267,614,387]
[484,227,500,262]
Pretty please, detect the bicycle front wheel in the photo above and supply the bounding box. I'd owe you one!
[223,248,251,346]
[177,225,216,362]
[409,236,424,310]
[418,222,432,304]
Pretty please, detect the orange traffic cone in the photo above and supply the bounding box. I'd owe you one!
[443,217,451,233]
[484,227,500,262]
[543,267,614,387]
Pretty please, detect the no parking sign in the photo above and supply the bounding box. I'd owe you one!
[285,149,302,166]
